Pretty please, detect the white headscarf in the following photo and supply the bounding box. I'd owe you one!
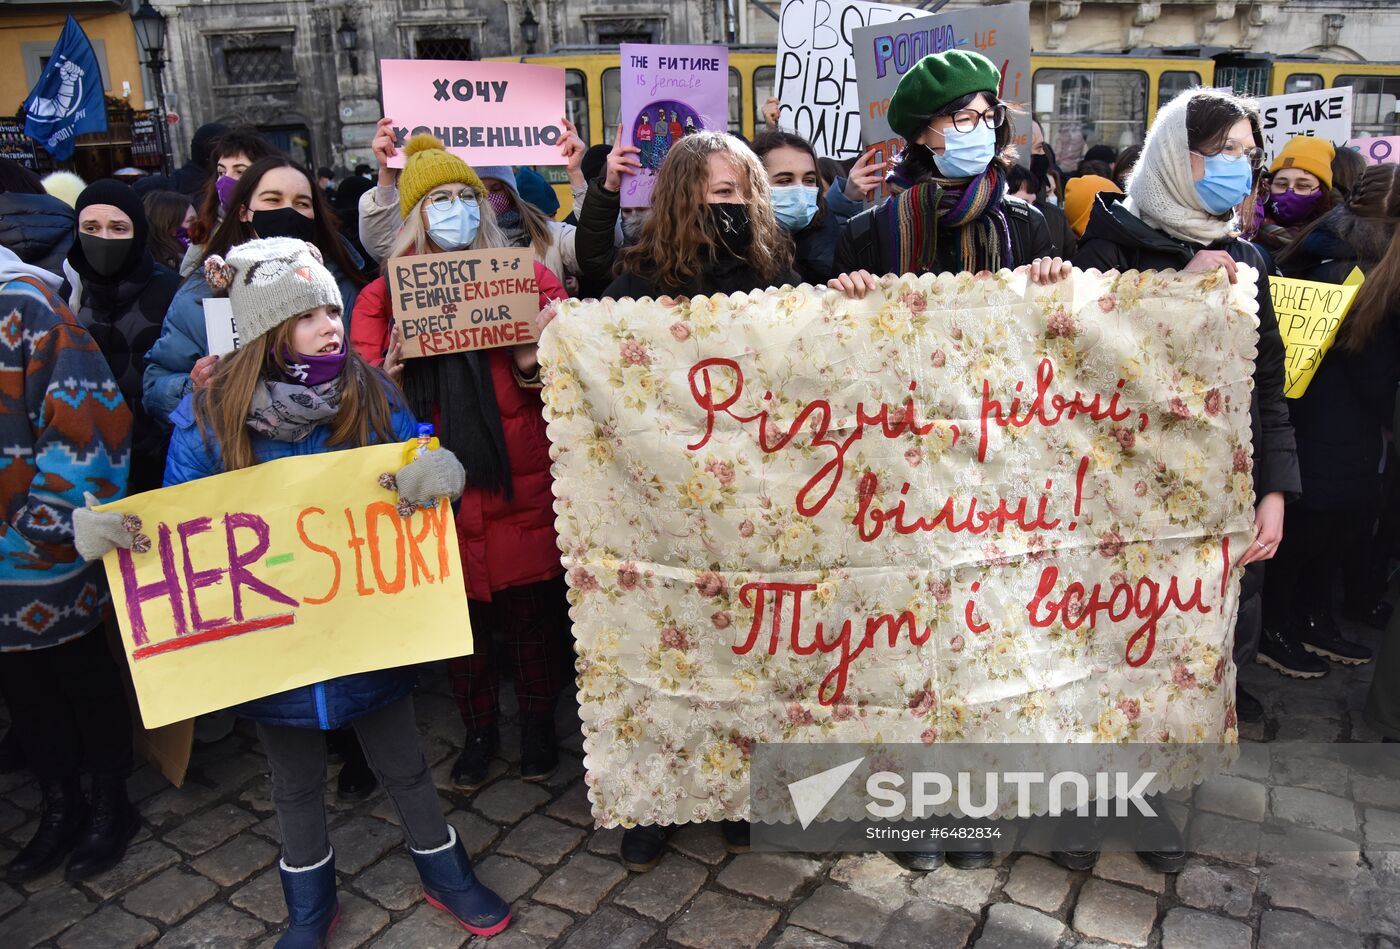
[1122,87,1255,246]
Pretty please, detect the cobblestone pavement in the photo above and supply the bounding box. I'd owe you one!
[2,614,1398,949]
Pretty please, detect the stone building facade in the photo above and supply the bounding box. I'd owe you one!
[155,0,1399,172]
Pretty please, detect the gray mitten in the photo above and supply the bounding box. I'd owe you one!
[395,449,467,507]
[72,492,146,561]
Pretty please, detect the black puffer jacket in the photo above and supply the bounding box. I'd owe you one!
[1276,210,1398,511]
[1075,195,1301,502]
[605,253,797,300]
[0,193,74,278]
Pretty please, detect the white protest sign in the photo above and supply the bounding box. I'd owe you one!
[776,0,927,159]
[1258,87,1353,164]
[202,297,240,357]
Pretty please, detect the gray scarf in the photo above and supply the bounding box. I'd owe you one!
[247,379,342,442]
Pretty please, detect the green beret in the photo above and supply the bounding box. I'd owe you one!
[887,50,1003,142]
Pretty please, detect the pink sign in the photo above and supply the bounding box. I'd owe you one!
[380,60,566,167]
[1349,136,1400,166]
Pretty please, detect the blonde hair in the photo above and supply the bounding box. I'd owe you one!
[388,187,508,259]
[193,319,398,471]
[620,131,792,293]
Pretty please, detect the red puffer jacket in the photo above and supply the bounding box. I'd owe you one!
[351,261,565,601]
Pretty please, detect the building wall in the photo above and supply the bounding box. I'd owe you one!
[1,10,147,114]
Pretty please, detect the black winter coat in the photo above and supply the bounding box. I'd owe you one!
[1036,197,1078,258]
[0,193,74,279]
[575,178,622,297]
[1276,212,1399,511]
[1074,195,1301,502]
[833,193,1054,276]
[75,252,182,493]
[605,253,797,300]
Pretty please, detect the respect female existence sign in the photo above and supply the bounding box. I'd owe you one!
[540,269,1259,827]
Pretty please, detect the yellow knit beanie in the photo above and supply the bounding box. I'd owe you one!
[1269,136,1335,191]
[397,135,486,220]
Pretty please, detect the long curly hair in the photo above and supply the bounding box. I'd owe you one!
[619,131,792,293]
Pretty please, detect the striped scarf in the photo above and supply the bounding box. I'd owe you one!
[887,165,1012,276]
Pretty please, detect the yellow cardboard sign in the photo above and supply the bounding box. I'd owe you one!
[1271,268,1364,399]
[96,443,472,728]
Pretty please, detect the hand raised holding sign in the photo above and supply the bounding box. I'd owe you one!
[559,117,586,189]
[605,125,642,193]
[383,324,404,383]
[842,148,886,202]
[372,117,400,187]
[762,96,781,129]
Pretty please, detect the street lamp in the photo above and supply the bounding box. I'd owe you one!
[131,0,171,176]
[337,14,360,77]
[521,4,539,55]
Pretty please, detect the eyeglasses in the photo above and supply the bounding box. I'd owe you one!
[1270,178,1319,195]
[427,191,478,212]
[932,105,1008,135]
[1192,142,1267,169]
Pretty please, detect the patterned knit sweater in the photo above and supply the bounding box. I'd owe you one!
[0,257,132,651]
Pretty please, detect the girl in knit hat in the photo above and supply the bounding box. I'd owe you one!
[350,136,574,796]
[1072,86,1300,872]
[829,48,1072,296]
[76,236,511,947]
[1256,135,1336,256]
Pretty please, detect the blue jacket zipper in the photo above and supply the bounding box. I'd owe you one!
[314,682,330,730]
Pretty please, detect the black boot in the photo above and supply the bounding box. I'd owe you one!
[720,820,750,854]
[1050,813,1102,871]
[620,826,670,872]
[1256,622,1328,679]
[519,716,558,783]
[0,728,25,773]
[947,850,995,869]
[1133,793,1185,874]
[886,850,946,872]
[66,771,140,881]
[5,777,85,883]
[1235,685,1264,724]
[451,728,500,791]
[335,734,378,803]
[1297,612,1374,666]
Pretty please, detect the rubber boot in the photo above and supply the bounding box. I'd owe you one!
[4,776,85,883]
[410,825,511,936]
[66,771,140,880]
[276,849,340,949]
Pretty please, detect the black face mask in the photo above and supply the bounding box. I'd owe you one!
[251,207,316,243]
[78,233,134,279]
[708,203,752,259]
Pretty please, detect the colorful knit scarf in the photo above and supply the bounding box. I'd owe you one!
[886,165,1012,276]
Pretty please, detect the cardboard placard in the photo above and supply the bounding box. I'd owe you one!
[619,44,730,208]
[1271,268,1365,399]
[95,444,473,729]
[1259,87,1354,164]
[1348,136,1400,166]
[776,0,928,159]
[203,297,240,357]
[380,59,566,167]
[387,248,539,358]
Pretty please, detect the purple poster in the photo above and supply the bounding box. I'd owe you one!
[619,44,730,208]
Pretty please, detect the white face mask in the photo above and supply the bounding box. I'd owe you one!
[1046,194,1060,207]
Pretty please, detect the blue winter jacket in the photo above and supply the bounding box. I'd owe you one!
[142,249,364,426]
[163,383,421,730]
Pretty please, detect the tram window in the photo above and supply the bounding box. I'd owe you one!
[1033,69,1147,167]
[565,70,589,146]
[1284,74,1324,94]
[602,68,620,144]
[729,67,742,133]
[1336,75,1400,137]
[754,66,776,129]
[1158,71,1200,109]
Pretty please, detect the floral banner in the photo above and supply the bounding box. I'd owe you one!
[540,268,1260,828]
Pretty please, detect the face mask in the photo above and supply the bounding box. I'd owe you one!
[771,185,819,231]
[426,199,480,251]
[78,233,133,279]
[281,345,346,386]
[175,225,191,249]
[1046,194,1059,207]
[487,190,515,217]
[1194,153,1255,215]
[929,121,997,179]
[251,207,316,243]
[620,211,647,244]
[1267,189,1323,225]
[708,203,752,258]
[215,174,238,210]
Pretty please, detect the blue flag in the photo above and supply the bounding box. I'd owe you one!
[23,16,108,161]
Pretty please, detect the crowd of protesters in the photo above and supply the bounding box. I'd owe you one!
[2,44,1399,945]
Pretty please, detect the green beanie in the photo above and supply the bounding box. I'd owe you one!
[887,50,1003,142]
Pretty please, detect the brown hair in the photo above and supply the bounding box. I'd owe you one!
[142,189,192,271]
[187,127,281,246]
[1330,146,1367,200]
[751,129,829,229]
[201,157,366,286]
[619,131,792,293]
[192,319,398,471]
[1331,164,1400,350]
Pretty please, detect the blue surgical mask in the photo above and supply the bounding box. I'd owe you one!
[929,122,997,179]
[425,199,480,251]
[771,184,819,231]
[1194,153,1255,215]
